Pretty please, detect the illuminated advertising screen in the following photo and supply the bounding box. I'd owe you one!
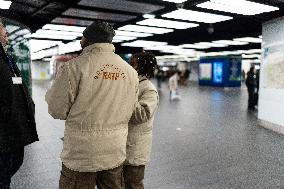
[213,62,223,83]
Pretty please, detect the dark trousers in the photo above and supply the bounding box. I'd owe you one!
[59,164,124,189]
[123,165,145,189]
[248,87,255,109]
[0,147,24,189]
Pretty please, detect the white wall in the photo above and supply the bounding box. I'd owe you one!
[31,60,51,80]
[259,16,284,129]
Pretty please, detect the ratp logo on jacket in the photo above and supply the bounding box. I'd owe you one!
[94,64,126,80]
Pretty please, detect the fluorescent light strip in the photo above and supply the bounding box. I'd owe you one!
[162,9,232,23]
[31,33,77,40]
[162,0,187,3]
[0,0,12,9]
[234,37,262,43]
[115,30,153,37]
[36,29,82,37]
[112,39,123,43]
[213,40,248,45]
[180,44,210,49]
[143,14,155,19]
[195,42,228,47]
[30,40,63,53]
[242,54,261,58]
[118,25,174,34]
[201,50,261,57]
[144,45,181,51]
[122,40,167,48]
[137,19,199,29]
[245,49,261,54]
[113,35,136,41]
[42,24,86,33]
[197,0,279,16]
[59,41,81,54]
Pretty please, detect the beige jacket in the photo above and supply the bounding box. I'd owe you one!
[45,43,139,172]
[126,76,159,166]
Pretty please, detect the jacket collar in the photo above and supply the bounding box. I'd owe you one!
[82,43,115,54]
[138,75,148,82]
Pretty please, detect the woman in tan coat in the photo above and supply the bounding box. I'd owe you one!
[124,52,159,189]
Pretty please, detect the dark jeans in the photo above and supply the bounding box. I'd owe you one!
[123,165,145,189]
[59,164,124,189]
[0,147,24,188]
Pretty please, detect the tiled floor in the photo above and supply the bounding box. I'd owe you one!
[11,80,284,189]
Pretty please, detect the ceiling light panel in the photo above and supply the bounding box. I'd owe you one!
[30,40,63,53]
[112,39,123,43]
[180,44,211,49]
[234,37,262,43]
[143,14,155,19]
[43,24,86,33]
[31,33,77,40]
[115,30,153,37]
[122,40,167,48]
[52,17,93,26]
[213,40,248,45]
[78,0,164,14]
[162,0,187,3]
[245,49,262,54]
[118,25,174,34]
[113,36,137,41]
[36,29,82,37]
[137,19,199,29]
[63,8,136,22]
[195,42,228,47]
[144,45,182,51]
[197,0,279,15]
[0,0,12,9]
[162,9,233,23]
[242,54,261,58]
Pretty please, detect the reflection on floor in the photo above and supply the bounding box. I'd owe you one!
[11,80,284,189]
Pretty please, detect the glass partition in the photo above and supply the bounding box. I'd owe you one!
[3,18,32,94]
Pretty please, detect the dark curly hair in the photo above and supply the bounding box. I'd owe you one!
[132,52,157,78]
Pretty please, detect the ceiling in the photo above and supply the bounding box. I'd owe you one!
[1,0,284,57]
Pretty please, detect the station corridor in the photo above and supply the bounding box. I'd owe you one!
[10,81,284,189]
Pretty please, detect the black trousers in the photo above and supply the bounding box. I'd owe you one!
[247,88,255,109]
[0,147,24,189]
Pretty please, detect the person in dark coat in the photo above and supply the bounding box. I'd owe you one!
[254,69,260,107]
[245,67,256,110]
[0,21,38,188]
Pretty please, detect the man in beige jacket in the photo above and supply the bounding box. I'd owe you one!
[45,21,139,189]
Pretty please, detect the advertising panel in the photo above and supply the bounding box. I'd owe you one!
[199,63,212,80]
[262,44,284,89]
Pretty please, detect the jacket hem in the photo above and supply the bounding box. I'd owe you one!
[61,158,126,173]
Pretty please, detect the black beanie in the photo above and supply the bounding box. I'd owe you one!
[83,21,115,43]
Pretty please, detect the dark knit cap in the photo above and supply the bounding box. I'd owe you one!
[83,21,115,43]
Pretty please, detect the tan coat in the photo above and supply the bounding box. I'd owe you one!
[126,76,159,166]
[45,43,139,172]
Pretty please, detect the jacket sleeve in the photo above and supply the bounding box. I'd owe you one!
[45,63,78,120]
[129,87,159,125]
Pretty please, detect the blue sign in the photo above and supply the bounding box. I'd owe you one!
[213,62,223,83]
